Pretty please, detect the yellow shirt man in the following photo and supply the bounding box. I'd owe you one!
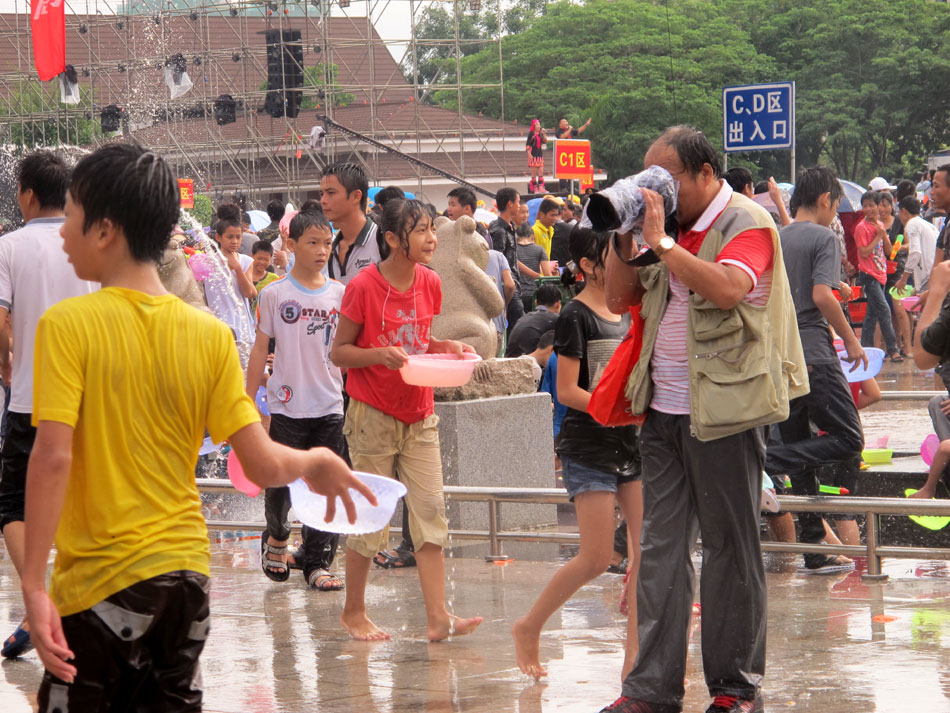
[33,287,259,616]
[533,221,554,260]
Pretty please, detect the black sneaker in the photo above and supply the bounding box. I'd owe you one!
[705,695,763,713]
[598,696,680,713]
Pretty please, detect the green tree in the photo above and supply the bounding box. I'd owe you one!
[444,0,774,179]
[0,81,101,148]
[747,0,950,183]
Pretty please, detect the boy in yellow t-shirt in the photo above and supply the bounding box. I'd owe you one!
[20,143,374,713]
[532,197,562,259]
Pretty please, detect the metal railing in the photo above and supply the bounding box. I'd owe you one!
[197,479,950,582]
[879,390,942,401]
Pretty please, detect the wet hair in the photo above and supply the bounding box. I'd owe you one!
[18,150,69,209]
[299,198,323,214]
[516,222,534,239]
[655,125,722,179]
[69,143,178,264]
[288,210,332,241]
[374,185,405,209]
[266,200,285,222]
[535,284,562,308]
[899,196,921,216]
[895,179,916,202]
[215,217,241,236]
[789,166,842,213]
[536,329,556,350]
[496,186,519,213]
[723,167,753,195]
[538,198,561,215]
[378,198,436,259]
[252,240,274,255]
[562,226,609,286]
[753,181,770,195]
[322,162,369,210]
[241,211,251,226]
[216,202,241,222]
[448,187,477,214]
[861,190,881,206]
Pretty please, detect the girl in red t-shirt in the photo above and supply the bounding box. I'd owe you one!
[331,199,483,643]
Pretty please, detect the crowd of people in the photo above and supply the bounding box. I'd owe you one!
[0,130,948,713]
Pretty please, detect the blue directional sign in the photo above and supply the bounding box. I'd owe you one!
[722,82,795,152]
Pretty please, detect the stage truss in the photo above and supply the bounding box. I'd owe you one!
[0,0,510,204]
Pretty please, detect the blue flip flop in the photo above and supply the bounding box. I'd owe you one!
[1,626,33,658]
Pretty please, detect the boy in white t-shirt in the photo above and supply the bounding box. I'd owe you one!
[0,151,96,659]
[246,211,348,590]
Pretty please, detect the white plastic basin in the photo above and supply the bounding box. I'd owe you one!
[288,472,407,534]
[839,347,884,383]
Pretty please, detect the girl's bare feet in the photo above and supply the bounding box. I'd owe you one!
[512,617,547,679]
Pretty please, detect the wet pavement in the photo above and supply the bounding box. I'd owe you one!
[3,535,950,712]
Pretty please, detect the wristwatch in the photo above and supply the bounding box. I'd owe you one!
[653,236,676,257]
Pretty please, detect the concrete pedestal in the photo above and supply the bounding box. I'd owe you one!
[434,392,558,533]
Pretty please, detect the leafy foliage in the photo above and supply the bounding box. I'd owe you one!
[0,81,101,148]
[420,0,950,183]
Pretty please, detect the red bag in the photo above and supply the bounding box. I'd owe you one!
[587,304,646,427]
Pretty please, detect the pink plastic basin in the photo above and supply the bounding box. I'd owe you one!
[902,296,921,311]
[399,352,482,387]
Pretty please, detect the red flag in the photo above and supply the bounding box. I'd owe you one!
[31,0,66,81]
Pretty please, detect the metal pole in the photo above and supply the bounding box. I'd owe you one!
[485,500,508,561]
[723,153,728,172]
[863,511,889,582]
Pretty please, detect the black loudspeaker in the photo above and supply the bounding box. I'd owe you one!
[101,104,121,132]
[214,94,236,125]
[264,29,303,118]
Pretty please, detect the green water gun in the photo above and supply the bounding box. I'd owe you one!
[890,234,904,260]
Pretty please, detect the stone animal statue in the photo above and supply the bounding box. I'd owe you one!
[429,215,504,360]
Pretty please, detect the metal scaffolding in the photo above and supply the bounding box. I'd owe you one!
[0,0,511,204]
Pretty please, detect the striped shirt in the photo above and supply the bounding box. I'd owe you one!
[650,182,774,415]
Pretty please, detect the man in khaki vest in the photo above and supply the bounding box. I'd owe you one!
[601,126,807,713]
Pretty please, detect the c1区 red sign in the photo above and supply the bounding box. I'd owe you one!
[31,0,66,81]
[178,179,195,209]
[554,139,592,180]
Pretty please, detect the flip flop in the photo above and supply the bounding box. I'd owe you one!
[1,626,33,658]
[308,569,344,591]
[261,535,290,582]
[606,559,628,575]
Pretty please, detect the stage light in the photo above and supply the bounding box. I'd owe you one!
[230,7,238,15]
[117,20,124,29]
[190,11,198,20]
[194,56,202,66]
[313,44,322,54]
[232,52,242,62]
[79,23,87,33]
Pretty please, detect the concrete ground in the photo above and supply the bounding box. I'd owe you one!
[3,535,950,713]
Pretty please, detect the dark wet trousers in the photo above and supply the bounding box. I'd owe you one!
[621,410,766,709]
[764,362,864,545]
[38,571,210,713]
[264,413,349,580]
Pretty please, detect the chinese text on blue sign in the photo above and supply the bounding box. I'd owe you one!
[722,82,795,152]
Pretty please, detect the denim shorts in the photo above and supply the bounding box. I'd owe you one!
[560,455,638,502]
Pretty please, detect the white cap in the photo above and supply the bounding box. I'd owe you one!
[869,176,896,191]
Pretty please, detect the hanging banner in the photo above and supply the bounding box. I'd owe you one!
[31,0,66,81]
[178,179,194,209]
